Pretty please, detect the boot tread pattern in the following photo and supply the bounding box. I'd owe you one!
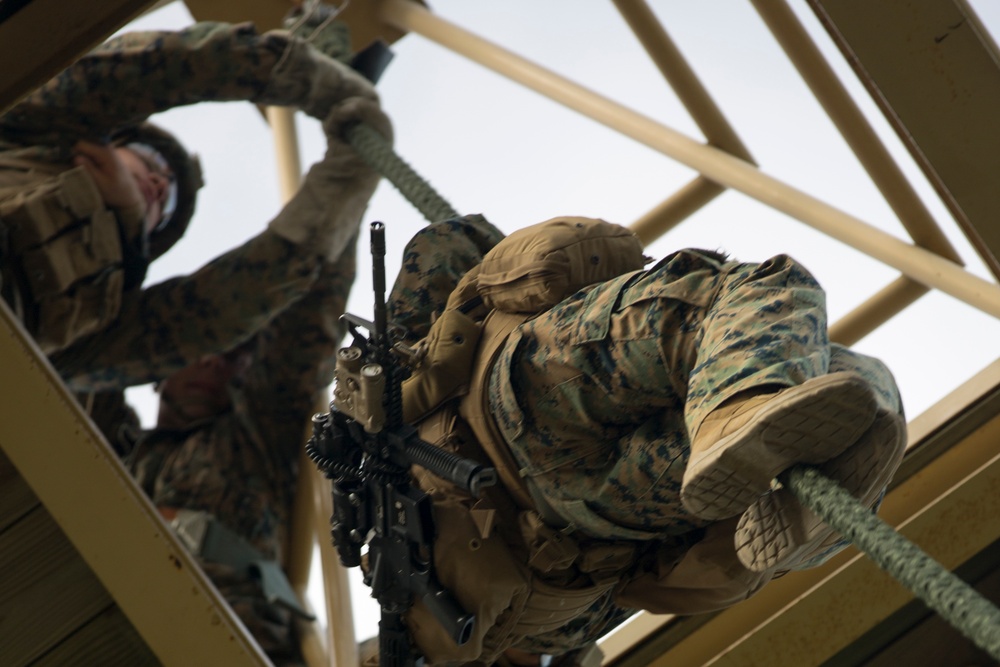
[736,412,906,571]
[681,374,878,521]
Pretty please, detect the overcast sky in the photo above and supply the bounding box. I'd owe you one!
[117,0,1000,645]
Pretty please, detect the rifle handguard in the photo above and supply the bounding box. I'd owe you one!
[310,221,494,666]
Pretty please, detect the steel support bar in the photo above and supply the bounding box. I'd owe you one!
[809,0,1000,279]
[289,442,330,667]
[379,0,1000,320]
[270,103,330,666]
[268,105,358,667]
[0,0,156,114]
[610,0,742,247]
[266,106,306,207]
[315,467,359,667]
[829,275,929,346]
[612,0,754,162]
[749,0,957,344]
[0,301,270,666]
[750,0,962,262]
[630,176,725,245]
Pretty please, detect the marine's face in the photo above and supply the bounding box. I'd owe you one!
[157,352,251,426]
[116,146,172,233]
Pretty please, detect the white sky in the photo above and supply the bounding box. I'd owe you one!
[116,0,1000,647]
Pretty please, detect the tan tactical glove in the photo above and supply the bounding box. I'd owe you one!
[267,96,393,261]
[261,35,378,121]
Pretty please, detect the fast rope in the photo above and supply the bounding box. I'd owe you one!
[782,464,1000,660]
[345,122,460,224]
[344,121,1000,659]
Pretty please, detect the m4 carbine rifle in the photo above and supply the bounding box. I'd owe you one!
[307,222,497,667]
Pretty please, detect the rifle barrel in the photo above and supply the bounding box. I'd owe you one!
[371,222,387,340]
[403,434,498,498]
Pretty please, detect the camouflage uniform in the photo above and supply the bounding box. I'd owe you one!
[0,21,351,161]
[389,215,507,343]
[490,249,902,543]
[124,241,357,664]
[0,22,382,662]
[0,22,362,390]
[388,217,903,659]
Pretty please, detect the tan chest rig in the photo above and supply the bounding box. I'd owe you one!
[400,218,665,664]
[0,160,133,354]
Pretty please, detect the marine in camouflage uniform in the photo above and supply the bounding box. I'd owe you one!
[0,21,379,391]
[384,215,905,663]
[123,239,357,664]
[0,21,391,662]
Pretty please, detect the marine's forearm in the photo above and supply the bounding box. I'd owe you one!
[0,21,370,148]
[1,23,288,145]
[55,230,321,391]
[238,241,359,451]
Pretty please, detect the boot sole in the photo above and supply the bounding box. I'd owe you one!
[681,372,879,521]
[734,410,906,572]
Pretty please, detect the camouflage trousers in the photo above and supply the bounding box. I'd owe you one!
[388,217,903,655]
[390,217,902,542]
[489,248,903,540]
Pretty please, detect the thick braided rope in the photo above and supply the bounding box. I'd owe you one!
[781,464,1000,660]
[345,123,460,224]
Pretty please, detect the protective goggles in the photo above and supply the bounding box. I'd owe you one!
[124,141,179,233]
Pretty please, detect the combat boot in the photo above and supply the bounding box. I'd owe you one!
[681,372,879,521]
[734,408,906,572]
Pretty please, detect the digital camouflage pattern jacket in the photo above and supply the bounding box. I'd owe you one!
[0,21,360,390]
[124,244,357,663]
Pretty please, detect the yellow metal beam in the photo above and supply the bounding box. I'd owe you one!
[611,0,754,161]
[184,0,292,32]
[0,300,270,666]
[184,0,418,51]
[809,0,1000,280]
[0,0,158,114]
[378,0,1000,321]
[268,104,359,667]
[608,0,746,248]
[753,0,961,263]
[629,176,724,246]
[828,276,928,346]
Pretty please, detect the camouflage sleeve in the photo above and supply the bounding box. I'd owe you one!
[0,21,341,147]
[53,230,322,391]
[387,215,505,342]
[239,235,359,455]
